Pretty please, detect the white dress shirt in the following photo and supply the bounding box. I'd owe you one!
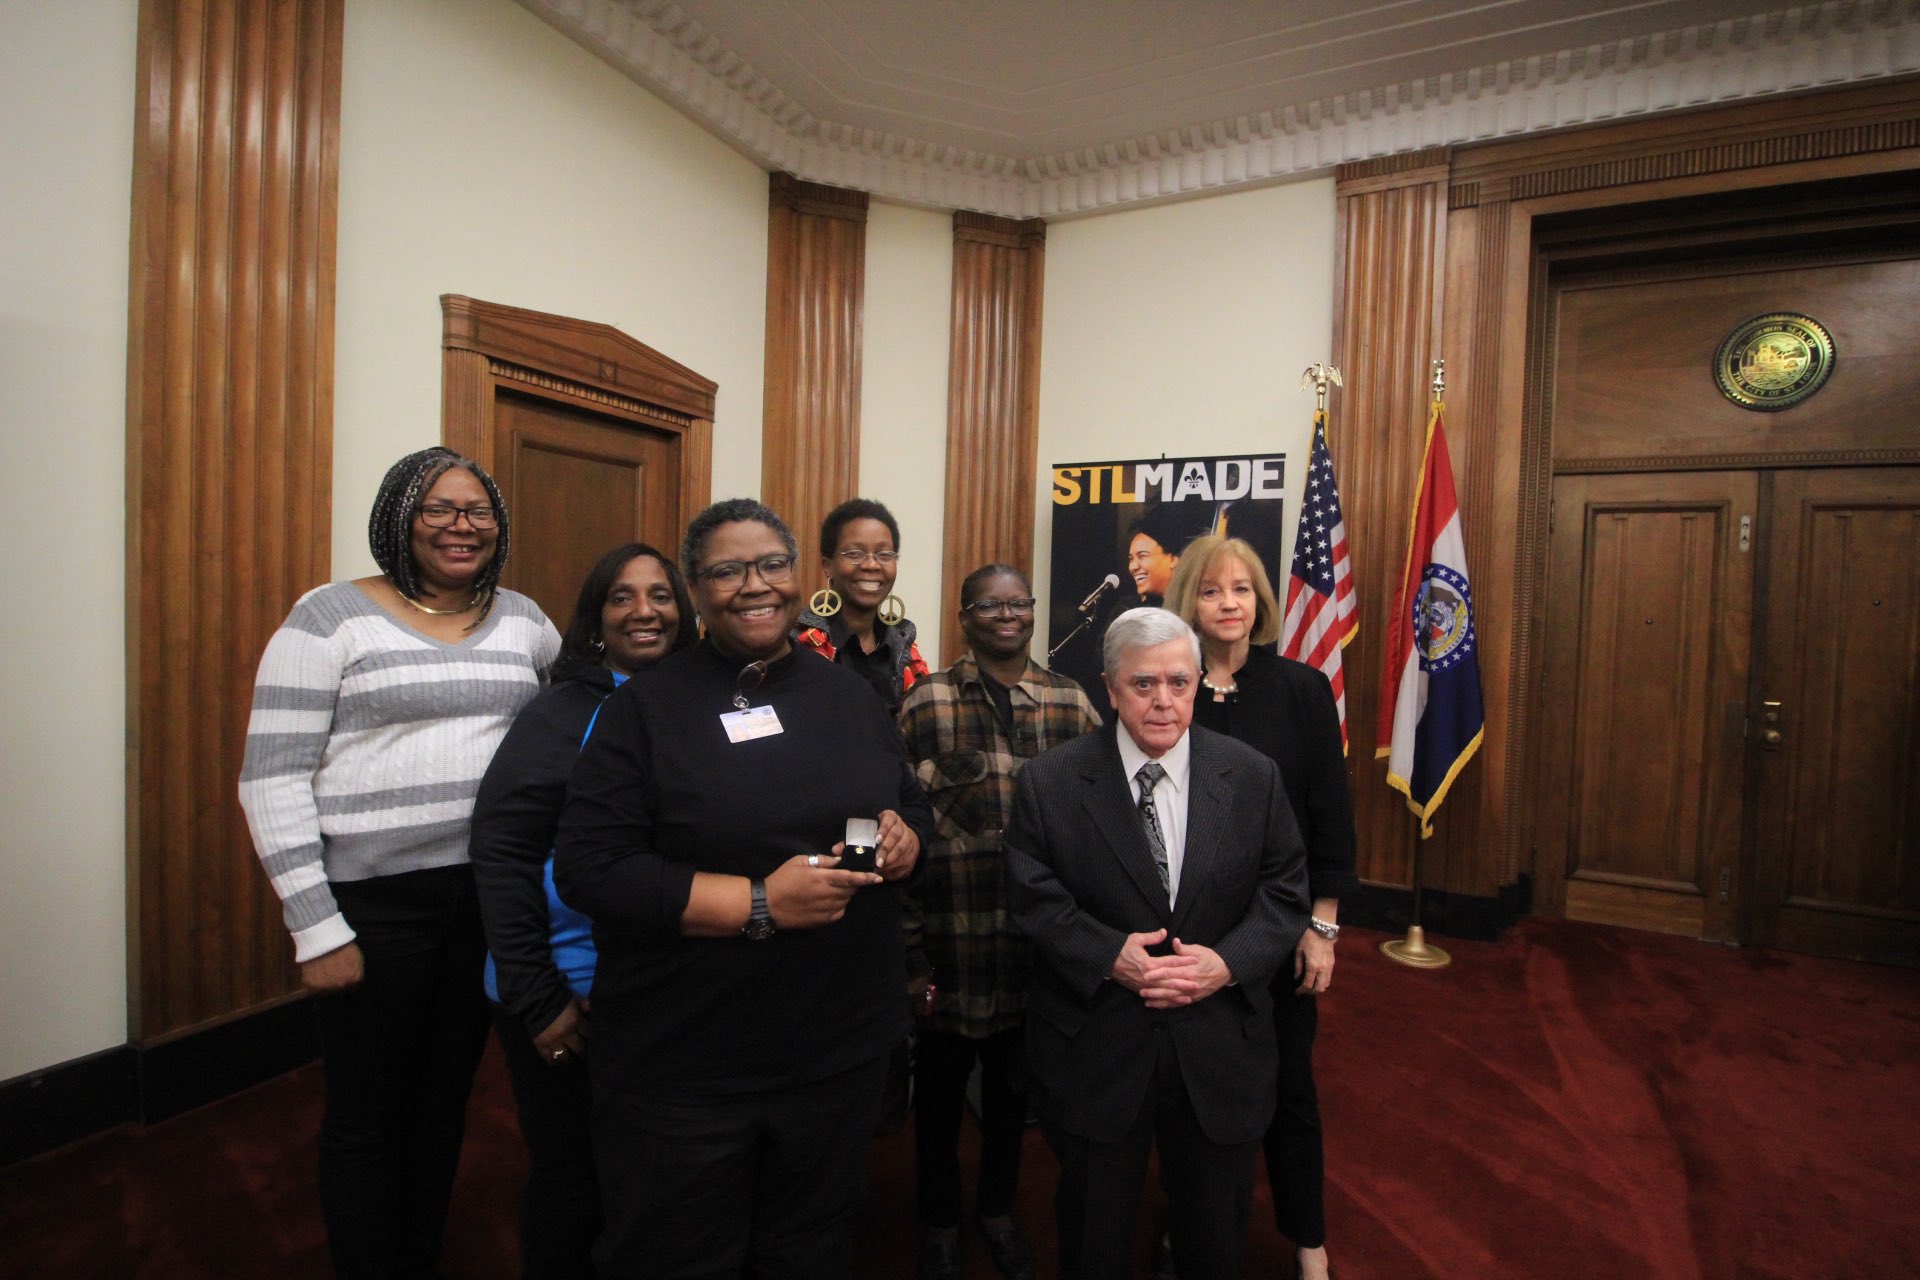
[1115,727,1191,905]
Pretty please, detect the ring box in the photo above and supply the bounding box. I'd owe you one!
[841,817,879,872]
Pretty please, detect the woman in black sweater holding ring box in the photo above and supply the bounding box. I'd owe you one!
[555,498,934,1279]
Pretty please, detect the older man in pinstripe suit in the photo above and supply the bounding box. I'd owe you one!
[1005,607,1310,1280]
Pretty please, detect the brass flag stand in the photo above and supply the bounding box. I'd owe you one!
[1380,360,1453,971]
[1379,876,1452,968]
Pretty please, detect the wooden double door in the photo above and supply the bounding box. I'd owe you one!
[1536,466,1920,964]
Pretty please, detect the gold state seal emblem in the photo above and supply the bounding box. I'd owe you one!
[1713,312,1835,412]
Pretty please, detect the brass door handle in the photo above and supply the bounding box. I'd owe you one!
[1762,728,1783,748]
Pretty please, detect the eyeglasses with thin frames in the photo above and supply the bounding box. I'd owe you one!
[834,548,898,566]
[964,597,1037,618]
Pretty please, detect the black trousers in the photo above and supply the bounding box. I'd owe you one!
[1045,1033,1259,1280]
[913,1024,1027,1227]
[493,1003,601,1280]
[591,1054,889,1280]
[315,866,491,1280]
[1263,988,1325,1248]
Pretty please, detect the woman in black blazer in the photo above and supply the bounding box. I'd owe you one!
[1166,534,1358,1280]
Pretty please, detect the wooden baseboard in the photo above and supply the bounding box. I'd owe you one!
[0,998,319,1168]
[1343,876,1533,942]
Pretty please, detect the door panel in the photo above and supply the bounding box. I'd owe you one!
[494,389,681,631]
[1537,472,1756,941]
[1752,468,1920,964]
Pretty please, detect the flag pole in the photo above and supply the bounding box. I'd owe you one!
[1381,359,1453,971]
[1284,362,1359,757]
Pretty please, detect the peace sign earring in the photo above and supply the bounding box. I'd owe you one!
[810,585,843,617]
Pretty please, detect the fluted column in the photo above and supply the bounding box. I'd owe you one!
[1330,150,1452,892]
[941,213,1046,665]
[1444,190,1522,891]
[760,173,868,567]
[126,0,343,1037]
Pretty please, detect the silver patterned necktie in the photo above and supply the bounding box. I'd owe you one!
[1134,761,1171,895]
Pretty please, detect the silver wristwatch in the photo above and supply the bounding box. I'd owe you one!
[1307,917,1340,942]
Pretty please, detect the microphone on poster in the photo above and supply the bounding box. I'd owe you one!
[1078,574,1121,616]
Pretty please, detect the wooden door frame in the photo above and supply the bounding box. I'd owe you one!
[440,294,715,518]
[1330,83,1920,928]
[1517,213,1920,936]
[1403,82,1920,927]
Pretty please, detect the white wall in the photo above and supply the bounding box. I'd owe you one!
[0,0,1337,1085]
[333,0,770,578]
[859,201,954,661]
[0,0,139,1082]
[1035,179,1337,651]
[0,0,774,1084]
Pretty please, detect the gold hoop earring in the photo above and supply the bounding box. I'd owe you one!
[810,586,843,617]
[877,594,907,626]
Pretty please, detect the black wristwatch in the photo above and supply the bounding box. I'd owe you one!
[742,878,775,941]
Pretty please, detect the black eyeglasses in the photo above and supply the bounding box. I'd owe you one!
[694,554,796,588]
[964,597,1037,618]
[417,503,499,529]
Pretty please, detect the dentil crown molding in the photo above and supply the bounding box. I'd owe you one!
[521,0,1920,217]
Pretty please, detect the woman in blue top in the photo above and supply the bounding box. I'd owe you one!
[470,542,697,1279]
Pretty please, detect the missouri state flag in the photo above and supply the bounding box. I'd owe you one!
[1377,403,1484,837]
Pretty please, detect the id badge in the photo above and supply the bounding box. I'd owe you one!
[720,704,784,743]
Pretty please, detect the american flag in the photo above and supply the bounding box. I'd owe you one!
[1279,409,1358,752]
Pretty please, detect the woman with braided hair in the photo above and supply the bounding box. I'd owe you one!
[240,445,559,1278]
[361,444,516,625]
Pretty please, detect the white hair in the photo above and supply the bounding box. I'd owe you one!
[1102,606,1201,674]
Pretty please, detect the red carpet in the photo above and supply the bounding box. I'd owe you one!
[3,919,1916,1278]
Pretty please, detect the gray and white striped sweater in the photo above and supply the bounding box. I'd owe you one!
[238,582,560,962]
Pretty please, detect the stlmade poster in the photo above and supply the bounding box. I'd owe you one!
[1047,452,1288,718]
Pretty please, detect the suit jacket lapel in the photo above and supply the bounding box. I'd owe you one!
[1173,728,1235,933]
[1080,730,1173,914]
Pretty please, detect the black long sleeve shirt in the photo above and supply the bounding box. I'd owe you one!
[1193,646,1359,904]
[554,640,934,1095]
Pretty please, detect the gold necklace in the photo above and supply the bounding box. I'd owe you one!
[397,589,478,616]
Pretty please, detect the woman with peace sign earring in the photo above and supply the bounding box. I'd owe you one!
[794,497,930,713]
